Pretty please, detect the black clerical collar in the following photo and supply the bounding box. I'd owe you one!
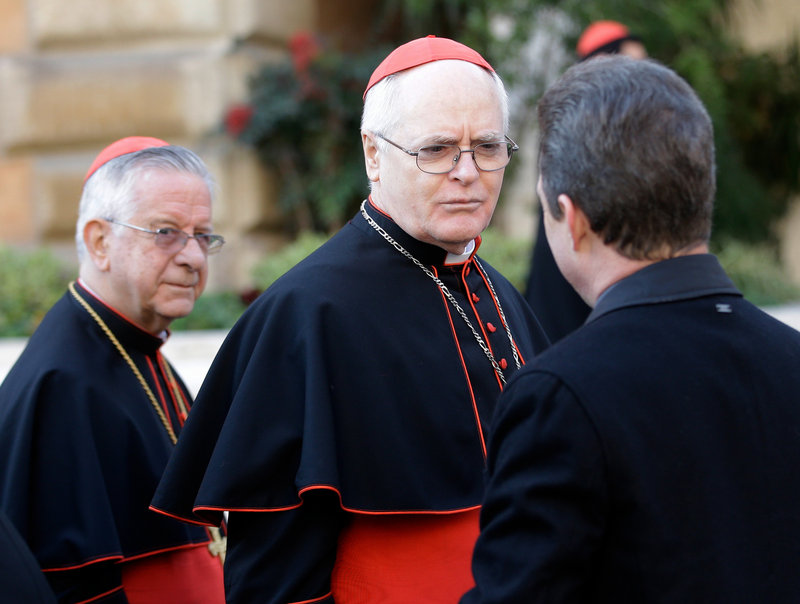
[73,279,166,355]
[358,198,480,267]
[587,254,742,324]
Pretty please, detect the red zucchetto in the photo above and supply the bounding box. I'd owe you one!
[363,35,495,99]
[84,136,170,183]
[576,20,635,60]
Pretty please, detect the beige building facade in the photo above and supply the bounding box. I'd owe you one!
[1,0,798,290]
[0,0,371,290]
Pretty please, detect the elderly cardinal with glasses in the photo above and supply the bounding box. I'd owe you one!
[0,136,226,603]
[151,36,549,604]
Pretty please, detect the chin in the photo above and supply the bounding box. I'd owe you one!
[440,221,488,246]
[161,299,196,322]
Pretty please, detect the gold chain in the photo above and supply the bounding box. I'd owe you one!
[162,359,189,422]
[68,282,177,444]
[360,201,521,384]
[69,282,227,564]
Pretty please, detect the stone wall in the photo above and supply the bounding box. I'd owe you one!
[1,0,799,289]
[0,0,344,291]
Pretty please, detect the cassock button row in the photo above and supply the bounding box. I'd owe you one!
[486,322,497,333]
[499,358,508,370]
[472,293,480,303]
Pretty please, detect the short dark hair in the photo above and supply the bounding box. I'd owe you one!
[537,56,715,260]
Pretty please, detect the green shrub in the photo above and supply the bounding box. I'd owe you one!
[713,239,800,306]
[251,231,330,290]
[0,245,248,336]
[0,246,72,337]
[249,228,533,293]
[471,231,800,308]
[4,234,796,338]
[478,228,533,293]
[169,291,248,331]
[231,33,388,233]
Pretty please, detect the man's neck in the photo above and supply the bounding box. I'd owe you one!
[589,242,711,306]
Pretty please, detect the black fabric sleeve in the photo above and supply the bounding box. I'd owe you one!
[0,510,56,603]
[224,491,346,604]
[45,561,128,604]
[462,371,607,604]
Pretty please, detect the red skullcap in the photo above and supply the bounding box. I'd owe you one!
[576,20,631,59]
[84,136,170,182]
[364,35,494,99]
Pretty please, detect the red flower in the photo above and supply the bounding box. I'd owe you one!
[224,104,254,137]
[289,31,321,75]
[239,288,262,306]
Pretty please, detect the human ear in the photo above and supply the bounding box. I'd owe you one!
[362,131,380,182]
[83,219,111,271]
[558,194,589,252]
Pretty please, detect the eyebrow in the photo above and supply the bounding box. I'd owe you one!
[148,219,213,234]
[419,132,505,146]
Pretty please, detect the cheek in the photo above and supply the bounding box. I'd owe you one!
[488,170,505,189]
[195,267,208,294]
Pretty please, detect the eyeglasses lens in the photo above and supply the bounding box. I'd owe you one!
[154,230,224,254]
[416,142,512,174]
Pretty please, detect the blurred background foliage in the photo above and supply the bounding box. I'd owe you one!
[3,230,796,337]
[0,246,74,337]
[3,0,799,337]
[234,0,800,245]
[211,0,800,332]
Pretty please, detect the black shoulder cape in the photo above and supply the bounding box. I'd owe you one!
[152,202,549,524]
[0,281,211,573]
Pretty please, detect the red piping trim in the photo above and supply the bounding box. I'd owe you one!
[463,262,505,392]
[145,356,171,425]
[156,351,188,425]
[42,541,212,573]
[298,484,482,515]
[43,554,123,572]
[475,265,527,367]
[75,585,124,604]
[290,593,332,604]
[152,484,483,520]
[195,502,302,515]
[122,541,210,563]
[75,278,166,340]
[433,265,488,459]
[149,504,219,526]
[367,196,389,218]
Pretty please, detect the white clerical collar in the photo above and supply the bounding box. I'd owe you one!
[444,239,476,266]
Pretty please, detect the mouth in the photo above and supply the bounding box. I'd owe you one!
[441,199,482,209]
[166,282,198,290]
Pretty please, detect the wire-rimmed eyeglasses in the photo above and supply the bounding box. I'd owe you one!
[105,219,225,255]
[376,133,519,174]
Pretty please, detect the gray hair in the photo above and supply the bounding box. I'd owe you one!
[361,61,510,191]
[538,55,715,260]
[75,146,216,262]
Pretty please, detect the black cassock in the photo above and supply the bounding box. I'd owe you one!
[152,199,549,603]
[0,280,213,602]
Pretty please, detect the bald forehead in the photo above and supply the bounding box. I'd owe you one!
[397,60,497,96]
[394,61,502,118]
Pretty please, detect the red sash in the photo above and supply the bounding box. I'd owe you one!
[331,508,480,602]
[121,544,224,604]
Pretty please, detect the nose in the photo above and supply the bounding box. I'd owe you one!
[174,235,207,270]
[448,149,480,182]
